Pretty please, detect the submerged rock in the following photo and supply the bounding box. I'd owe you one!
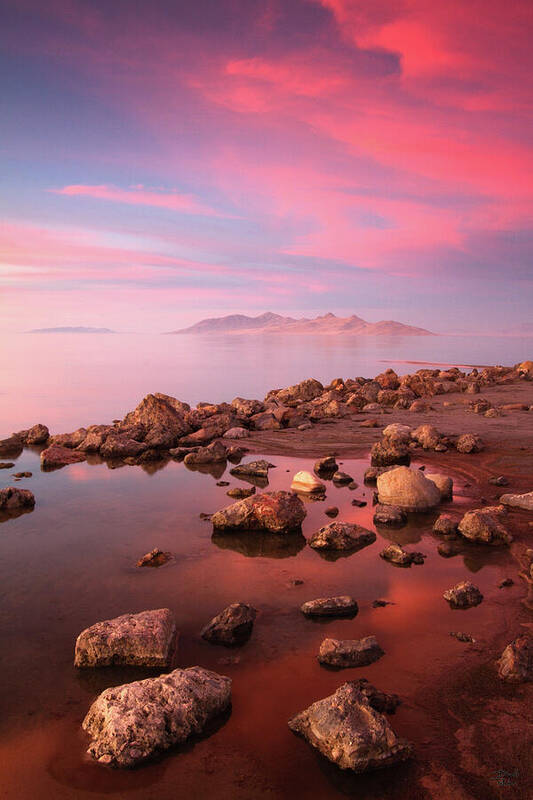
[226,486,255,499]
[0,435,23,457]
[83,666,231,767]
[425,473,453,500]
[136,548,171,567]
[324,506,339,517]
[0,486,35,511]
[373,504,407,526]
[450,631,475,643]
[380,544,425,567]
[377,466,441,511]
[314,456,338,475]
[443,581,483,609]
[229,459,276,479]
[318,636,384,668]
[332,470,353,485]
[352,678,401,714]
[438,541,461,558]
[497,634,533,683]
[74,608,177,668]
[0,462,15,469]
[211,491,306,534]
[433,514,459,537]
[40,444,86,469]
[183,440,227,466]
[308,522,376,552]
[201,603,257,646]
[300,596,358,618]
[499,491,533,511]
[291,471,325,494]
[458,506,512,545]
[288,683,411,773]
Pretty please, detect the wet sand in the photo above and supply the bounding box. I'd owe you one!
[0,380,532,799]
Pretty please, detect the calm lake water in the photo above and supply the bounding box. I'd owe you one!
[1,332,531,436]
[0,448,519,799]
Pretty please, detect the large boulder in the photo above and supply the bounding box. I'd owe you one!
[74,609,177,668]
[290,471,325,494]
[123,393,191,446]
[15,423,49,444]
[82,666,231,767]
[318,636,384,668]
[443,581,483,609]
[0,486,35,511]
[497,633,533,683]
[201,603,257,646]
[300,596,358,618]
[377,467,441,511]
[288,682,412,772]
[211,491,306,534]
[308,522,376,552]
[458,506,512,545]
[499,491,533,511]
[40,444,86,469]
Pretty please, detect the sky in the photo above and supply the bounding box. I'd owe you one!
[1,0,532,333]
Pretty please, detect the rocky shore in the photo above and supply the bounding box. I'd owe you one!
[1,359,532,792]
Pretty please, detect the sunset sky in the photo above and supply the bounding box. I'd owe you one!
[2,0,532,333]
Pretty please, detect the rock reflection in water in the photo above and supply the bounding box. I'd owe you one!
[211,530,307,558]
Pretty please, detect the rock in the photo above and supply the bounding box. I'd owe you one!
[426,473,453,500]
[123,393,190,446]
[229,460,275,479]
[0,462,15,469]
[351,498,367,507]
[230,397,264,417]
[433,514,459,537]
[458,506,512,545]
[411,424,441,450]
[373,504,407,526]
[437,542,461,558]
[49,428,87,448]
[12,471,32,478]
[288,682,412,772]
[488,475,508,486]
[15,423,49,444]
[517,360,533,379]
[362,403,382,414]
[75,609,177,667]
[314,455,338,475]
[184,440,227,466]
[372,599,393,608]
[250,412,281,430]
[468,397,492,414]
[360,418,380,428]
[216,480,230,486]
[268,378,323,404]
[169,446,198,460]
[409,399,431,412]
[370,440,410,467]
[318,636,384,668]
[380,544,425,567]
[298,423,312,431]
[498,578,514,588]
[308,522,376,552]
[211,491,306,534]
[497,634,533,683]
[456,433,484,454]
[100,434,148,460]
[499,491,533,511]
[377,466,441,511]
[0,486,35,511]
[82,666,231,767]
[226,486,255,499]
[0,435,23,457]
[364,465,394,484]
[201,603,257,646]
[443,581,483,609]
[484,407,502,418]
[332,470,353,484]
[136,548,171,567]
[325,506,339,517]
[300,596,358,617]
[382,423,412,444]
[291,471,325,494]
[351,678,401,714]
[223,427,250,439]
[40,444,86,469]
[450,632,475,643]
[77,425,113,452]
[500,402,529,411]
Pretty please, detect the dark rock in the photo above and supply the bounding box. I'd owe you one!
[443,581,483,608]
[201,603,257,646]
[216,480,230,486]
[437,542,461,558]
[372,600,393,608]
[40,444,86,469]
[82,666,231,767]
[0,486,35,511]
[0,435,23,457]
[450,632,475,643]
[380,544,425,567]
[351,678,401,713]
[433,514,459,537]
[370,440,411,467]
[314,456,338,475]
[136,548,171,567]
[15,423,49,444]
[318,636,384,668]
[332,470,353,484]
[300,596,358,618]
[12,471,32,478]
[308,522,376,552]
[75,608,177,667]
[324,506,339,517]
[373,504,407,526]
[0,462,15,469]
[229,460,276,479]
[351,498,367,507]
[226,486,255,499]
[489,475,509,486]
[499,578,514,588]
[288,682,412,772]
[183,440,227,466]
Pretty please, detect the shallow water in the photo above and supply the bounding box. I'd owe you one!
[0,447,520,799]
[1,331,532,436]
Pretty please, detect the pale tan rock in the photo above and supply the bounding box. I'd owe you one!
[377,466,441,511]
[291,471,325,494]
[426,473,453,500]
[458,506,512,545]
[499,491,533,511]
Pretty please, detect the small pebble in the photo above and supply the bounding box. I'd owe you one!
[216,481,230,486]
[351,499,367,507]
[498,578,514,588]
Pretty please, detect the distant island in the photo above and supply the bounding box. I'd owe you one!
[167,312,435,337]
[29,327,115,334]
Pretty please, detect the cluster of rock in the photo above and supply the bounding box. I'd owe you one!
[432,505,513,547]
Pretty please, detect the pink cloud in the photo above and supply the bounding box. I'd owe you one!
[52,184,227,217]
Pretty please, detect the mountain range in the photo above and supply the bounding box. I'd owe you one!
[168,312,434,336]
